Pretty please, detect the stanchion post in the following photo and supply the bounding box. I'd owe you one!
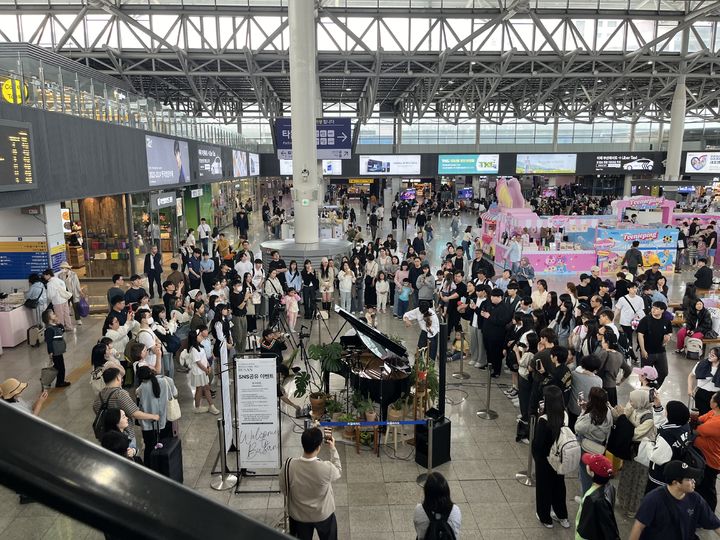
[476,365,498,420]
[515,415,536,486]
[452,330,470,380]
[416,418,434,486]
[211,417,238,491]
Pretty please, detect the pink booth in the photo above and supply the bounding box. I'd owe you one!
[612,196,677,223]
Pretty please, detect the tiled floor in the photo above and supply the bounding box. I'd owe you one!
[0,202,717,539]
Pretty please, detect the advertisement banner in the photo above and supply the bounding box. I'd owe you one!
[595,228,678,274]
[438,154,499,175]
[235,357,280,469]
[685,152,720,174]
[0,120,35,192]
[590,153,661,173]
[248,152,260,176]
[279,159,342,176]
[145,135,190,186]
[359,155,421,175]
[197,144,223,180]
[232,149,248,177]
[515,153,577,174]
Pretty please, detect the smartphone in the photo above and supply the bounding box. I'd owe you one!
[535,359,543,370]
[324,427,332,441]
[649,388,656,402]
[538,400,545,416]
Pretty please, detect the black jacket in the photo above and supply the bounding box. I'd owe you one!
[576,484,620,540]
[695,265,714,290]
[687,307,713,335]
[143,252,162,275]
[482,301,513,342]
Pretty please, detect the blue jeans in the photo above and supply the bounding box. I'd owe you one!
[339,290,352,312]
[397,299,409,318]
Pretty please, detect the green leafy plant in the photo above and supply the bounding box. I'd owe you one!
[292,371,312,399]
[293,342,344,399]
[338,413,356,423]
[326,398,343,415]
[391,393,406,412]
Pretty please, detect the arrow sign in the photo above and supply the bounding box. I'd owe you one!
[275,117,352,160]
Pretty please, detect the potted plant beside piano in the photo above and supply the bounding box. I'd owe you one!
[293,342,344,418]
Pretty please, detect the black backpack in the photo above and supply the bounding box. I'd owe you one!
[93,388,119,440]
[423,508,456,540]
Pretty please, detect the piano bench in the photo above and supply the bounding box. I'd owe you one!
[355,425,380,456]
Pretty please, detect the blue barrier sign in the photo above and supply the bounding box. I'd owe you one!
[275,117,352,160]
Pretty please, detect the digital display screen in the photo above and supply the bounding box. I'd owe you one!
[359,155,421,175]
[248,152,260,176]
[457,187,474,199]
[400,188,416,200]
[232,149,248,177]
[438,154,499,175]
[685,152,720,174]
[0,121,35,192]
[515,153,577,174]
[145,135,190,186]
[279,159,342,176]
[197,144,223,180]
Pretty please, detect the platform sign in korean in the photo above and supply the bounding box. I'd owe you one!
[0,237,49,279]
[275,117,352,160]
[685,152,720,174]
[515,153,577,174]
[438,154,499,175]
[235,357,280,469]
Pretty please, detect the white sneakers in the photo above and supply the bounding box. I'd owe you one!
[194,406,209,414]
[209,405,220,415]
[550,510,570,529]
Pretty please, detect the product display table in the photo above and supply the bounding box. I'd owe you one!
[0,302,35,349]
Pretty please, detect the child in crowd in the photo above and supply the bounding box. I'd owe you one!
[449,331,470,361]
[397,278,412,319]
[281,288,301,332]
[375,272,390,313]
[42,309,70,388]
[688,241,699,266]
[697,238,708,261]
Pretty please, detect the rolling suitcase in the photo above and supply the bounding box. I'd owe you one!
[27,325,43,347]
[148,431,184,484]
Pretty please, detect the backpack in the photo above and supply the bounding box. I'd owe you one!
[685,337,703,360]
[423,508,456,540]
[678,433,706,475]
[546,418,581,476]
[92,388,119,440]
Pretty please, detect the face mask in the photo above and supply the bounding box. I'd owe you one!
[147,317,154,325]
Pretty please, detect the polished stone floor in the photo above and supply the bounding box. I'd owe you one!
[0,202,717,539]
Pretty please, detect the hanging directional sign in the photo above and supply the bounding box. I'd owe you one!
[275,117,352,160]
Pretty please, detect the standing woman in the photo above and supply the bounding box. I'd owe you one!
[135,365,177,463]
[543,291,560,324]
[229,279,249,355]
[351,255,365,315]
[211,303,233,374]
[264,269,283,328]
[532,385,570,528]
[337,261,355,313]
[413,472,461,539]
[385,255,400,308]
[688,347,720,415]
[575,387,613,495]
[187,326,219,415]
[364,253,379,324]
[300,260,319,319]
[462,226,473,259]
[319,257,335,312]
[241,272,258,335]
[393,260,409,318]
[553,300,576,348]
[532,279,548,310]
[185,228,196,250]
[284,260,302,296]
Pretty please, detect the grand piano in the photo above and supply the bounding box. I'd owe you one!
[335,307,411,419]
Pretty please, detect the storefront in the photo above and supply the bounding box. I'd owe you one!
[132,191,182,265]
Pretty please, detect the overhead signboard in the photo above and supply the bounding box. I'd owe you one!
[275,117,352,160]
[515,153,577,175]
[248,152,260,176]
[685,152,720,174]
[145,135,190,186]
[279,159,342,176]
[0,237,48,280]
[359,155,421,176]
[197,144,223,180]
[150,192,176,211]
[232,149,248,177]
[578,152,664,174]
[438,154,499,175]
[190,188,203,198]
[0,120,35,192]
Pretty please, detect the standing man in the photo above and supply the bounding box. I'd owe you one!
[197,217,211,253]
[622,240,643,277]
[123,274,147,309]
[481,288,513,378]
[706,223,717,268]
[187,248,202,291]
[268,250,288,290]
[506,235,522,275]
[637,301,673,388]
[629,461,720,540]
[143,245,163,300]
[107,274,125,307]
[403,303,440,361]
[280,427,342,540]
[42,268,74,332]
[614,282,644,363]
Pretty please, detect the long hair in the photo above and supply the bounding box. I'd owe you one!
[187,325,207,352]
[101,315,117,335]
[558,300,575,329]
[421,472,453,517]
[91,343,108,369]
[102,408,123,433]
[586,387,609,425]
[543,385,565,443]
[136,366,160,398]
[532,309,547,333]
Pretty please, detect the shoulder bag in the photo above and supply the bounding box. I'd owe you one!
[165,377,181,422]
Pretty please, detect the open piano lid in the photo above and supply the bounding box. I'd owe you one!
[335,306,408,359]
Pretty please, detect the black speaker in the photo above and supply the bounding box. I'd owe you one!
[415,416,451,468]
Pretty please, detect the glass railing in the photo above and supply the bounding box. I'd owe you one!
[0,54,257,151]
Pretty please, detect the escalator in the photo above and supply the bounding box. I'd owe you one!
[0,401,287,539]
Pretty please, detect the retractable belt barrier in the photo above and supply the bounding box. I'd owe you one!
[316,419,428,428]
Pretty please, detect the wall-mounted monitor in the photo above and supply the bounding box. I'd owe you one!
[515,153,577,175]
[279,159,342,176]
[359,155,421,175]
[145,135,190,186]
[685,152,720,174]
[248,152,260,176]
[197,144,223,180]
[0,120,35,192]
[232,149,248,177]
[438,154,499,175]
[457,187,474,199]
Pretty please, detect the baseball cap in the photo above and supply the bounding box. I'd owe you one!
[579,273,590,281]
[581,453,613,478]
[664,460,703,483]
[633,366,658,381]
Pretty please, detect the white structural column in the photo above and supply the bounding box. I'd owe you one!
[288,0,319,244]
[623,122,637,197]
[552,118,559,152]
[664,74,687,183]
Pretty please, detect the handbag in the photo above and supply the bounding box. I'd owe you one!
[165,378,181,422]
[78,297,90,318]
[90,367,105,393]
[51,337,67,356]
[40,365,58,389]
[606,414,636,460]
